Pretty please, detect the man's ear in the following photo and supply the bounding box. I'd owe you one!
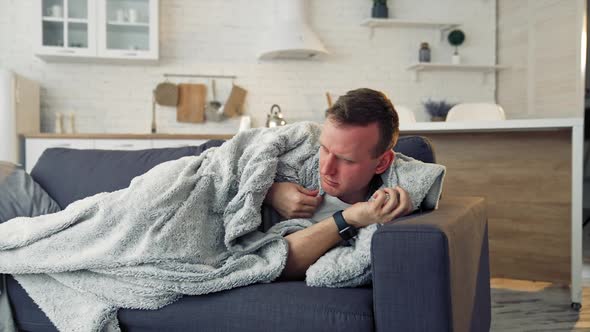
[375,150,395,174]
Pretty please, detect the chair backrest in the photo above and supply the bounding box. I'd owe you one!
[395,105,417,124]
[446,103,506,121]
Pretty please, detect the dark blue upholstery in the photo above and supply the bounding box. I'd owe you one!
[394,135,436,163]
[7,276,373,332]
[30,140,225,208]
[7,136,491,332]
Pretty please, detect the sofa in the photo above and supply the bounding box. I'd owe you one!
[3,136,491,332]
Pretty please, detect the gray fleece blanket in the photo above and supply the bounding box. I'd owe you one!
[0,122,445,332]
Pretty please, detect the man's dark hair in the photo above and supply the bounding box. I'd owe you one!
[325,88,399,157]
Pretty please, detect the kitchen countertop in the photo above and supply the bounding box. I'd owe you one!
[23,133,235,140]
[399,117,583,133]
[23,118,584,139]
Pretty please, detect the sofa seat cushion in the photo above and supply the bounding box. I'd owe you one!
[7,276,373,332]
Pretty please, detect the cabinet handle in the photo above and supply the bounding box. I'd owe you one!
[57,49,76,54]
[115,144,134,148]
[123,52,138,56]
[52,143,72,147]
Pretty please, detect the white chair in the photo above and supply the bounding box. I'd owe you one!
[395,105,417,124]
[445,103,506,122]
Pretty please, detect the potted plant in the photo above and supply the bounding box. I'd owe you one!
[423,99,455,121]
[372,0,389,18]
[447,29,466,64]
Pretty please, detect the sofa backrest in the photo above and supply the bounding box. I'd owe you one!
[394,136,436,164]
[30,136,435,209]
[30,140,225,208]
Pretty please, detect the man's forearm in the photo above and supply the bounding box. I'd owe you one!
[279,217,342,280]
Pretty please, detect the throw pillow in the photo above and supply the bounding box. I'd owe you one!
[0,161,61,223]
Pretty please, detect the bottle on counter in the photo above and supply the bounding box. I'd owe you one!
[54,112,63,134]
[69,112,76,133]
[419,42,431,63]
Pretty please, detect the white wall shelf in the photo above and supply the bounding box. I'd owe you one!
[361,18,459,30]
[361,18,460,39]
[407,63,509,82]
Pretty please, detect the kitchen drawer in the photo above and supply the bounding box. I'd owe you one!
[93,139,152,150]
[151,139,209,149]
[25,138,94,173]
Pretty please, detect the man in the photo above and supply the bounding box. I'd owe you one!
[264,88,414,280]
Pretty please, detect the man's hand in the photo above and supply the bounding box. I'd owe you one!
[343,186,413,228]
[265,182,323,219]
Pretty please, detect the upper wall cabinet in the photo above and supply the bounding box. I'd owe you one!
[37,0,97,58]
[97,0,158,60]
[36,0,159,63]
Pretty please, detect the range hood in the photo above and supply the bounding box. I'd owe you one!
[258,0,328,60]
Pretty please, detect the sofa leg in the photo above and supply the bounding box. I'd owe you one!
[571,302,582,311]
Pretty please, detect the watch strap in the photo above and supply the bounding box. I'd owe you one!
[333,210,358,241]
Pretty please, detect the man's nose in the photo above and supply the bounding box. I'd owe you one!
[321,154,336,175]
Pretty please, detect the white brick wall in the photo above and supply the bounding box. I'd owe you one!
[0,0,499,133]
[497,0,584,119]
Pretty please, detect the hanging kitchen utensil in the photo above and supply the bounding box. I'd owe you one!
[223,84,247,118]
[177,83,206,123]
[205,79,224,122]
[151,95,157,133]
[154,79,179,106]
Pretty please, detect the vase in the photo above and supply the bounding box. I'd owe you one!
[419,42,431,63]
[372,3,389,18]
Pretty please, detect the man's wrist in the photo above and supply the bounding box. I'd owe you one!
[333,210,358,241]
[342,208,360,228]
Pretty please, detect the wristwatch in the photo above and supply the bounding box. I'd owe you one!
[333,210,358,241]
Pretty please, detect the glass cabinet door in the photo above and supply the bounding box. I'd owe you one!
[99,0,158,60]
[40,0,95,56]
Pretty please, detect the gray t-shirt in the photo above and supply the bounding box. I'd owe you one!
[310,194,351,222]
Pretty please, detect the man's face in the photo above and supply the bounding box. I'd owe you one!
[319,118,390,204]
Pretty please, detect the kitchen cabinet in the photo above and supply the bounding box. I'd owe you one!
[36,0,97,58]
[97,0,159,61]
[93,139,151,150]
[35,0,158,62]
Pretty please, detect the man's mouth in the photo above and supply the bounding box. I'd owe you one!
[322,177,338,187]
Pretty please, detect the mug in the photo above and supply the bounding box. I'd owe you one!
[128,9,138,23]
[48,5,62,17]
[116,9,125,22]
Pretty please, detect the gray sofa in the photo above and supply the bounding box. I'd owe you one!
[4,137,490,332]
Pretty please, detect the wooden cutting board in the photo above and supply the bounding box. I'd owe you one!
[177,84,207,123]
[223,84,247,118]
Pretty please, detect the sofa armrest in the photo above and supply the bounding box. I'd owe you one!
[371,196,491,332]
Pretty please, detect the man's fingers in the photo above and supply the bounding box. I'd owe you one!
[298,186,319,196]
[389,187,412,220]
[396,186,412,214]
[295,204,318,214]
[381,187,399,213]
[297,193,323,207]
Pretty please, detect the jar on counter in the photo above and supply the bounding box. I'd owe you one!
[419,42,431,63]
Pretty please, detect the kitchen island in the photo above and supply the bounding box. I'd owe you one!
[399,118,584,307]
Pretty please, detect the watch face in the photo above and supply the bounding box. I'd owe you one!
[339,226,358,241]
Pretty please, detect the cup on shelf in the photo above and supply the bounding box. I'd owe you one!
[116,9,126,22]
[128,9,138,23]
[49,5,62,18]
